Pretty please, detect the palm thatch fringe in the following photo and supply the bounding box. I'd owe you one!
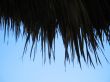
[0,0,110,67]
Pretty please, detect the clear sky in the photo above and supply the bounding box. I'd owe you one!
[0,25,110,82]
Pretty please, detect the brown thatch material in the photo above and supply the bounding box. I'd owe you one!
[0,0,110,67]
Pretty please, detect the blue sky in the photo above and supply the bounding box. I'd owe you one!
[0,25,110,82]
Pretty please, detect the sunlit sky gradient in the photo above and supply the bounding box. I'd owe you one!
[0,25,110,82]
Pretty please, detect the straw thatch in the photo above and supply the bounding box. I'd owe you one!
[0,0,110,67]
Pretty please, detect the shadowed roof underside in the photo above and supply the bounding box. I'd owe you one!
[0,0,110,67]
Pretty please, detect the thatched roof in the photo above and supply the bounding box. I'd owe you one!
[0,0,110,67]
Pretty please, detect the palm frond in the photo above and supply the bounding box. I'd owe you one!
[0,0,110,66]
